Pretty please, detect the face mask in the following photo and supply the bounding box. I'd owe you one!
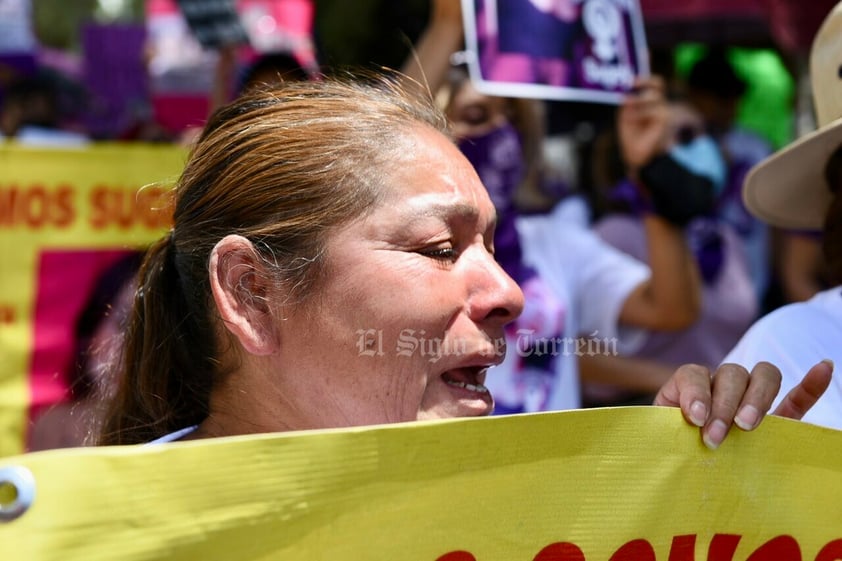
[669,134,727,196]
[457,123,525,214]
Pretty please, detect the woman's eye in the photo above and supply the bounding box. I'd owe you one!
[463,107,489,126]
[421,247,457,260]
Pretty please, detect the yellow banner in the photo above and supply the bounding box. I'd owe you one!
[0,144,186,456]
[0,407,840,561]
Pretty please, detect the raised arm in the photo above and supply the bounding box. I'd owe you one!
[616,77,705,330]
[401,0,465,98]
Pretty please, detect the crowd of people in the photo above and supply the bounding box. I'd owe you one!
[5,0,841,453]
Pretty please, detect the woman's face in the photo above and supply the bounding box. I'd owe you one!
[446,79,510,141]
[271,125,524,429]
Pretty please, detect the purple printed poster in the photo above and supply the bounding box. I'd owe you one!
[461,0,649,104]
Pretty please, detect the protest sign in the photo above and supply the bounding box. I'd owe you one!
[238,0,317,70]
[0,407,840,560]
[175,0,250,48]
[0,144,186,456]
[461,0,650,104]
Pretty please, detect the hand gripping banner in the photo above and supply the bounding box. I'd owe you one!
[0,407,841,561]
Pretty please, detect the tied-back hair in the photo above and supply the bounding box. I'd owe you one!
[97,74,450,445]
[823,144,842,285]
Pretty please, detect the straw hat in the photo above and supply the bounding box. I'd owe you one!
[743,2,842,230]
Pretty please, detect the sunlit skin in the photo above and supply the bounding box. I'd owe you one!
[198,124,524,436]
[196,114,830,447]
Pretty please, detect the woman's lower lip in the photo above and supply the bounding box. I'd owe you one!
[443,379,494,412]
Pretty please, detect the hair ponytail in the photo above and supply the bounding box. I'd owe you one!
[97,232,214,444]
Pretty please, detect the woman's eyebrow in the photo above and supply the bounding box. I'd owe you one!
[400,201,497,235]
[408,202,480,223]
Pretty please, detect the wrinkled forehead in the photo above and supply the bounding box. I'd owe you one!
[381,125,495,211]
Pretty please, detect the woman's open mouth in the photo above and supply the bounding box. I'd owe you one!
[440,366,494,414]
[442,369,489,393]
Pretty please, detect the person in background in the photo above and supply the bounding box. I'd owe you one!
[405,0,711,420]
[181,49,316,146]
[723,2,842,430]
[0,72,88,146]
[684,46,773,306]
[582,100,757,406]
[775,230,830,304]
[237,51,315,94]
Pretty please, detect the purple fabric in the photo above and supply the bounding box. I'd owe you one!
[608,179,654,216]
[0,53,36,109]
[458,123,536,286]
[716,160,757,236]
[594,214,757,368]
[686,218,725,284]
[608,180,724,284]
[0,52,36,78]
[497,0,577,59]
[82,24,149,139]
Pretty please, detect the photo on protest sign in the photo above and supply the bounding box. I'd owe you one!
[461,0,650,104]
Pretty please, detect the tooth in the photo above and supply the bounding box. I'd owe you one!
[445,380,489,393]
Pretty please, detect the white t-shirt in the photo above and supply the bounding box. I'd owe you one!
[486,197,650,413]
[723,287,842,430]
[595,214,757,369]
[1,125,88,146]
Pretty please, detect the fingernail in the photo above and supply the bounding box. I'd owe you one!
[735,405,760,430]
[822,358,834,371]
[689,400,707,427]
[703,420,728,450]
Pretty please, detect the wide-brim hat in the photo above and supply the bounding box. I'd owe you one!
[743,2,842,230]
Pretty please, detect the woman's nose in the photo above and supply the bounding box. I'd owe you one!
[466,248,525,326]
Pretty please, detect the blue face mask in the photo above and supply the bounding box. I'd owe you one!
[669,134,727,196]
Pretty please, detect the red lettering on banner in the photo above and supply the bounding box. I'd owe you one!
[436,551,477,561]
[0,305,14,325]
[89,185,172,230]
[55,184,74,227]
[533,542,586,561]
[437,534,842,561]
[708,534,741,561]
[0,184,76,229]
[609,539,656,561]
[816,539,842,561]
[668,535,696,561]
[746,535,801,560]
[23,186,47,227]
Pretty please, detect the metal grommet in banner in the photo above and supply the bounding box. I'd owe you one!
[0,466,35,522]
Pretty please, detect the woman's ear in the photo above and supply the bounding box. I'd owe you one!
[209,235,279,356]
